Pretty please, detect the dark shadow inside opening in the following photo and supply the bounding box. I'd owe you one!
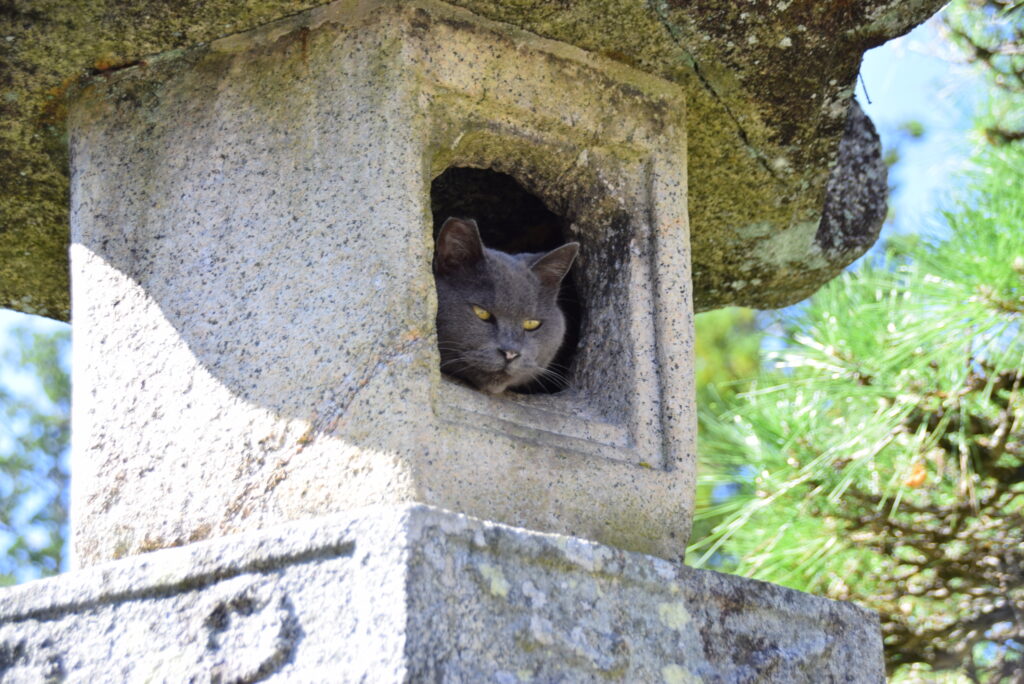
[431,167,582,394]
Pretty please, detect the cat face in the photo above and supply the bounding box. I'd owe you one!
[433,217,579,394]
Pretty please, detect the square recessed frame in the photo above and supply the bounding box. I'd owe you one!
[430,135,688,471]
[416,0,695,527]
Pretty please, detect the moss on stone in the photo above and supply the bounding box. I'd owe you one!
[0,0,944,319]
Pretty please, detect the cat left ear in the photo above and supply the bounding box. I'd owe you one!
[435,217,485,275]
[530,242,580,288]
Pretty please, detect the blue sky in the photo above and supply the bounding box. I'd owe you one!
[858,13,981,239]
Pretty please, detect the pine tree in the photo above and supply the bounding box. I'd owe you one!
[691,111,1024,684]
[692,2,1024,676]
[693,141,1024,682]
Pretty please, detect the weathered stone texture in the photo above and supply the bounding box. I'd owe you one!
[1,0,945,319]
[1,0,329,320]
[0,505,885,682]
[817,103,888,256]
[68,0,695,565]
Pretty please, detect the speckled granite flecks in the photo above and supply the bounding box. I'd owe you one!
[69,0,695,565]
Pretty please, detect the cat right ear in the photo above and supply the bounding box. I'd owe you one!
[434,217,485,275]
[530,242,579,288]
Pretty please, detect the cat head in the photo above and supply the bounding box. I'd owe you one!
[433,217,579,394]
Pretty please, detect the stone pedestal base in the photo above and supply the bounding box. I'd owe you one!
[0,506,882,681]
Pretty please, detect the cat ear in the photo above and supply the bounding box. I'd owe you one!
[530,242,579,287]
[435,217,485,274]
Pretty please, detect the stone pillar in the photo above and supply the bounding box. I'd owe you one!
[68,0,694,565]
[0,0,886,679]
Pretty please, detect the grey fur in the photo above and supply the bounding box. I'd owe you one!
[433,217,579,394]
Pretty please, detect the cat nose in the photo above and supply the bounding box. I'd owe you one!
[501,349,520,361]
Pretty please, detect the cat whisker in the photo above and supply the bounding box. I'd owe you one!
[543,370,570,382]
[539,362,570,378]
[530,375,556,392]
[540,373,569,389]
[534,367,570,391]
[546,367,570,381]
[535,377,565,392]
[439,358,474,373]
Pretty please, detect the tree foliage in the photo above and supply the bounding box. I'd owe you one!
[694,307,762,395]
[692,307,762,542]
[0,324,69,585]
[692,137,1024,680]
[691,3,1024,678]
[945,0,1024,144]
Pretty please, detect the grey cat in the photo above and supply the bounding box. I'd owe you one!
[433,217,579,394]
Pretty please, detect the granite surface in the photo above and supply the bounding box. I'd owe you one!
[68,0,695,565]
[0,505,885,682]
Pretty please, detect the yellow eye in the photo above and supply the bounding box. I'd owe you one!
[472,305,492,321]
[523,319,542,331]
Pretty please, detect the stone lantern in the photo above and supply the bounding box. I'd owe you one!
[0,0,943,679]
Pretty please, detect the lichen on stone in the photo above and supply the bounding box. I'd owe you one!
[0,0,943,318]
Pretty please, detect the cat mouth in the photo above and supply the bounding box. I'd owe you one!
[438,348,537,393]
[477,368,525,393]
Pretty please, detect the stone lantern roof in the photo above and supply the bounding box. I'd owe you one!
[0,0,944,319]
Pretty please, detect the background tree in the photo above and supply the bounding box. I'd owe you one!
[690,90,1024,684]
[0,324,69,585]
[692,308,762,542]
[944,0,1024,143]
